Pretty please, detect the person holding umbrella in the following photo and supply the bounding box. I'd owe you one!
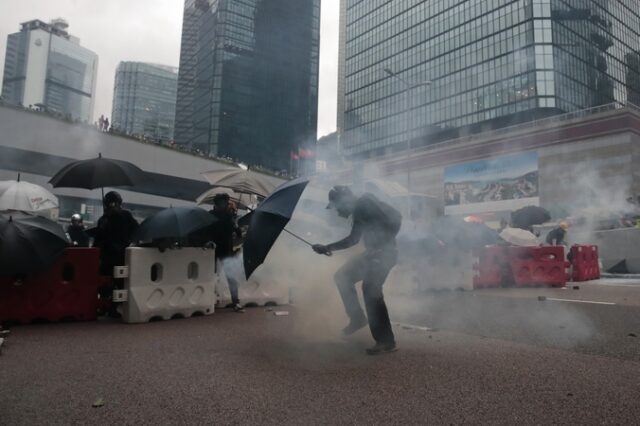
[209,193,244,313]
[93,191,138,317]
[312,186,402,355]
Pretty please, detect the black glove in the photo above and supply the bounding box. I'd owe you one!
[312,244,332,256]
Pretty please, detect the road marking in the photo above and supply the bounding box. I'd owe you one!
[589,282,640,288]
[393,322,432,332]
[546,298,616,306]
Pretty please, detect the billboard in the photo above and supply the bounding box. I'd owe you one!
[444,152,539,209]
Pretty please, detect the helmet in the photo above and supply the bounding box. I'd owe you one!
[71,213,82,224]
[326,185,353,209]
[103,191,123,209]
[559,221,570,230]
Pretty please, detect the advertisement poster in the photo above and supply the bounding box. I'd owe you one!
[444,152,539,209]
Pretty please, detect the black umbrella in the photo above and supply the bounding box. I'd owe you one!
[511,205,551,230]
[243,177,312,279]
[0,214,69,276]
[49,153,147,195]
[133,207,218,244]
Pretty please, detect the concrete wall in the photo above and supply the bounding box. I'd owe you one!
[0,105,285,219]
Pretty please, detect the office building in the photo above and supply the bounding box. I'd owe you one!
[338,0,640,159]
[174,0,320,172]
[112,62,178,143]
[1,19,98,122]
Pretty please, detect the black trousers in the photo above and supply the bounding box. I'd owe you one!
[334,248,397,345]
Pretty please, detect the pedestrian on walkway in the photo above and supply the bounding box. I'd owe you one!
[312,186,402,355]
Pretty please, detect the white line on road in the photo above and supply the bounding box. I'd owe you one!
[546,298,616,306]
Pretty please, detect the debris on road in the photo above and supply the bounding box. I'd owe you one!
[273,311,289,316]
[628,333,637,338]
[92,398,105,408]
[0,330,10,337]
[538,296,547,301]
[573,286,580,290]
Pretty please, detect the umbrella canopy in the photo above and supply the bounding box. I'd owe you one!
[511,205,551,230]
[0,214,69,276]
[202,167,278,198]
[499,227,538,247]
[133,206,218,244]
[243,177,310,279]
[0,177,58,212]
[49,153,147,190]
[196,187,258,210]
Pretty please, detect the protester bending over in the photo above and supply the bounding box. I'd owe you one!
[546,221,569,246]
[312,186,402,355]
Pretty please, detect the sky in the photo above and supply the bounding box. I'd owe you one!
[0,0,340,138]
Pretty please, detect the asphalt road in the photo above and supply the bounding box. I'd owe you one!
[2,281,640,425]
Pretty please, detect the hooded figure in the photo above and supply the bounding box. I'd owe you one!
[312,186,402,355]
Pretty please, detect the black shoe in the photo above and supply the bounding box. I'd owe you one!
[342,317,368,336]
[232,303,245,313]
[365,342,397,355]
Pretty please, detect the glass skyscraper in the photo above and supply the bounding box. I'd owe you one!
[111,62,178,143]
[339,0,640,159]
[1,19,98,122]
[174,0,320,172]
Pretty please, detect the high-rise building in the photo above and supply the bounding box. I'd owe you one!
[111,62,178,143]
[1,19,98,122]
[338,0,640,159]
[174,0,320,172]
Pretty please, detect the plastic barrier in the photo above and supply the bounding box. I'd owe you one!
[473,246,508,289]
[120,247,217,323]
[570,245,601,281]
[0,248,101,324]
[508,246,570,287]
[216,263,289,308]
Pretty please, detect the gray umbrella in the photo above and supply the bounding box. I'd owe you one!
[202,167,278,198]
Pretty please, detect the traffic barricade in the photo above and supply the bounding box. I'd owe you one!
[0,248,102,324]
[473,246,508,289]
[508,246,569,287]
[216,266,289,308]
[570,245,600,281]
[117,247,217,323]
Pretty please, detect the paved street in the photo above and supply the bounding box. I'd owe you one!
[2,280,640,425]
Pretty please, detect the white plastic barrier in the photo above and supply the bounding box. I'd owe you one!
[119,247,218,323]
[216,258,289,308]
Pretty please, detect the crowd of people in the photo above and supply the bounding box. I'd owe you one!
[65,190,245,318]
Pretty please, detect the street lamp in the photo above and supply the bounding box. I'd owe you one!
[383,68,431,216]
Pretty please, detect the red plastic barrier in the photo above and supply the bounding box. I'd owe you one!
[473,246,509,289]
[0,248,103,324]
[570,245,600,282]
[508,246,570,288]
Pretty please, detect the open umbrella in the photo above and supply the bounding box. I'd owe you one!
[499,227,538,246]
[243,177,311,279]
[196,187,258,210]
[202,167,278,198]
[133,206,218,244]
[0,175,58,212]
[49,153,147,196]
[0,214,69,276]
[511,206,551,230]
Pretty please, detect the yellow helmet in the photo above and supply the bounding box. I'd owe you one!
[559,221,569,230]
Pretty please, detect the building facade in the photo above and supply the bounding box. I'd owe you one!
[1,19,98,122]
[174,0,320,172]
[111,62,178,143]
[338,0,640,159]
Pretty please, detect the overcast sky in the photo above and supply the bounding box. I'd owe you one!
[0,0,339,138]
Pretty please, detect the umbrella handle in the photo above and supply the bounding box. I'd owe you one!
[282,228,313,247]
